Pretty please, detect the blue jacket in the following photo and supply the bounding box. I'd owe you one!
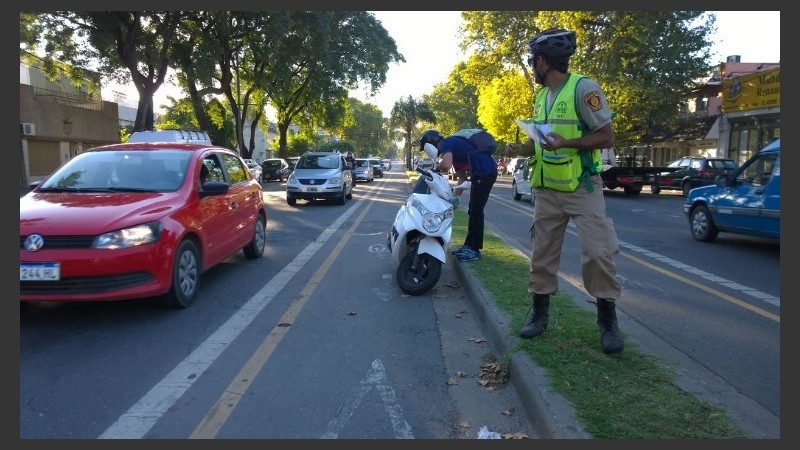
[438,136,497,177]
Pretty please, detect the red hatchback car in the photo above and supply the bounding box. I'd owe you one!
[20,133,267,308]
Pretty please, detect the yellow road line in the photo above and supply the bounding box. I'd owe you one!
[190,196,376,439]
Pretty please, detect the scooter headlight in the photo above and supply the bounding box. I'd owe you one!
[411,196,453,233]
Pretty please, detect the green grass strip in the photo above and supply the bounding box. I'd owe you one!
[450,208,749,439]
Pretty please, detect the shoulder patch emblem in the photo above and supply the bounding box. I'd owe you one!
[583,91,603,112]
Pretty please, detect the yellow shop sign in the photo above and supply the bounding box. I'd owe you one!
[722,67,780,112]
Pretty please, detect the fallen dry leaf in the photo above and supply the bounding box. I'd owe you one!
[445,281,459,290]
[345,311,356,316]
[468,337,486,344]
[502,431,530,439]
[458,421,470,429]
[277,322,291,327]
[477,358,510,389]
[501,407,515,416]
[457,370,467,378]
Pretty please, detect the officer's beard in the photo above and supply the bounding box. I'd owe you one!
[534,67,549,85]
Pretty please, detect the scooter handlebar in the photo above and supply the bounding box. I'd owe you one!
[415,167,435,180]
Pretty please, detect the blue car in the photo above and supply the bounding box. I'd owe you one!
[683,139,780,242]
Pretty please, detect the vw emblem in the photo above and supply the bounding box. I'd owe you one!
[310,179,316,185]
[25,234,44,252]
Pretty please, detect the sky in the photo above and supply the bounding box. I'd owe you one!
[105,11,780,118]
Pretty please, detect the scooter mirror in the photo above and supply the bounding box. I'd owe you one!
[423,143,439,160]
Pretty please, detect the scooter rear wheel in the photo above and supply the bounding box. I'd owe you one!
[397,251,442,295]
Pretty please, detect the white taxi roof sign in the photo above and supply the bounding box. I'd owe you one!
[128,129,212,145]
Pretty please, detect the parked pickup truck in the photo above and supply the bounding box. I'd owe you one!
[601,165,672,195]
[596,148,677,195]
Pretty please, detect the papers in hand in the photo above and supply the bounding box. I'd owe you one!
[515,119,554,145]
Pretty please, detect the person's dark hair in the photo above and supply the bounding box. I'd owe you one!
[419,129,443,151]
[199,164,209,182]
[527,28,576,73]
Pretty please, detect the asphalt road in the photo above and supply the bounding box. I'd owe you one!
[18,167,780,439]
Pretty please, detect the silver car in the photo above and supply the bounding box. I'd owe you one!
[354,158,374,182]
[244,159,262,182]
[286,152,354,206]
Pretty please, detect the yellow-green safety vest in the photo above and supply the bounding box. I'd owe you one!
[529,73,602,192]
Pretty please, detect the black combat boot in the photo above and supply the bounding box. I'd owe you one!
[520,294,550,339]
[596,298,624,354]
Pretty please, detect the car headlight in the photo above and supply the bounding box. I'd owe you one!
[93,221,162,249]
[287,173,297,186]
[329,175,342,185]
[411,196,453,233]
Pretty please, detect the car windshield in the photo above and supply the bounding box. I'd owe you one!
[356,159,370,168]
[38,149,192,192]
[263,160,283,168]
[298,155,339,169]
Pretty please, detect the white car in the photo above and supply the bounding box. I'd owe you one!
[244,159,262,181]
[506,157,525,176]
[416,158,435,171]
[511,157,534,204]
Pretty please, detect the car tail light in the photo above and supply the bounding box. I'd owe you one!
[698,169,713,179]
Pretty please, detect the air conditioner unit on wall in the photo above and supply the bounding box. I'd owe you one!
[20,122,36,136]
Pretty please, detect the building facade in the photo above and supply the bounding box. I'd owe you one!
[718,64,780,165]
[20,61,120,190]
[615,56,780,168]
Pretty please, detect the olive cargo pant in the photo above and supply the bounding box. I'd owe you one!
[528,175,622,301]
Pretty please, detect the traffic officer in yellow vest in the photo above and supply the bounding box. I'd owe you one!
[504,28,624,354]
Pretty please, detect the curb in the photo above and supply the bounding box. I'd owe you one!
[407,171,589,438]
[450,252,591,439]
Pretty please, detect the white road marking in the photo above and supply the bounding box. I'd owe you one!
[617,241,780,307]
[99,197,366,439]
[320,359,413,439]
[485,196,779,309]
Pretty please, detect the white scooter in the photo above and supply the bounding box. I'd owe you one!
[387,143,470,295]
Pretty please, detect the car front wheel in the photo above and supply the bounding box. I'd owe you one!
[163,239,200,308]
[690,205,719,242]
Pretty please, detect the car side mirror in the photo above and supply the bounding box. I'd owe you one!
[715,174,729,187]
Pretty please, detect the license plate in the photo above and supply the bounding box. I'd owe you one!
[20,263,61,281]
[307,187,317,192]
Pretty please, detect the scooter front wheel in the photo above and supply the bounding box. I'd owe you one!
[397,251,442,295]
